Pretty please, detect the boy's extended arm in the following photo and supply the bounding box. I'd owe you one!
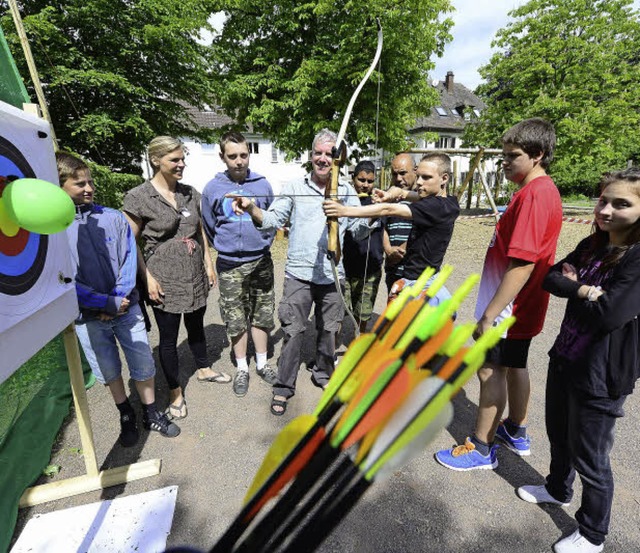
[323,200,412,220]
[373,186,420,204]
[476,258,535,336]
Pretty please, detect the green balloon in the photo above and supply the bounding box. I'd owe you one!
[3,178,75,235]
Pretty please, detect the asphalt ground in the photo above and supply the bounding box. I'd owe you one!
[11,216,640,553]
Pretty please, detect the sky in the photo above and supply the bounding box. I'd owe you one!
[431,0,640,90]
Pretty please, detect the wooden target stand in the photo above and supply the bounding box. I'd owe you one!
[19,324,161,508]
[5,1,161,509]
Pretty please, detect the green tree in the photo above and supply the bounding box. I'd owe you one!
[464,0,640,195]
[1,0,221,172]
[209,0,453,157]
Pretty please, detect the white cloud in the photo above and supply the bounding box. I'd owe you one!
[432,0,640,90]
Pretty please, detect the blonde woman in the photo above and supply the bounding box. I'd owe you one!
[123,136,230,420]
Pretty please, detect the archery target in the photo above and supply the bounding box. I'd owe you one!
[0,101,78,384]
[0,136,48,295]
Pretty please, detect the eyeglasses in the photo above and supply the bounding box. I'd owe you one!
[356,177,375,184]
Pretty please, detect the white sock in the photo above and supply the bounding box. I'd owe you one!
[236,357,249,372]
[256,352,267,371]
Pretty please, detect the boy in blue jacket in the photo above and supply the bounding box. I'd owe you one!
[201,131,276,397]
[58,152,179,446]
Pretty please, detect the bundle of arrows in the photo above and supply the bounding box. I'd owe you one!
[209,266,514,553]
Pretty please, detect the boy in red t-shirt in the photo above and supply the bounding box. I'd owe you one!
[435,118,563,470]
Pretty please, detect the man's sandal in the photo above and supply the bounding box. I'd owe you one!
[271,396,288,416]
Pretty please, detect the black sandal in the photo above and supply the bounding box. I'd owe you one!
[165,398,188,420]
[271,396,288,416]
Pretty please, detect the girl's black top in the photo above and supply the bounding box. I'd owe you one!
[544,237,640,397]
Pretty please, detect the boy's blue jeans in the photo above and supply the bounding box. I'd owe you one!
[75,303,156,384]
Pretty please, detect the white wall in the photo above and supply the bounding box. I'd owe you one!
[176,137,307,195]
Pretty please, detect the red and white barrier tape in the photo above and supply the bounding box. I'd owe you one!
[561,216,593,225]
[458,213,496,220]
[458,213,593,225]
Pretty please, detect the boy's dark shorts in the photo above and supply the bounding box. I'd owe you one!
[485,337,532,369]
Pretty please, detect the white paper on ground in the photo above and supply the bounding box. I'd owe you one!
[11,486,178,553]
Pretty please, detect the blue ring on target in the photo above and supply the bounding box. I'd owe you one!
[0,136,48,296]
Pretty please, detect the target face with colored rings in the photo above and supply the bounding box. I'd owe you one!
[0,136,48,296]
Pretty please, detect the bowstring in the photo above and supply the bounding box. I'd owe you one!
[354,54,383,334]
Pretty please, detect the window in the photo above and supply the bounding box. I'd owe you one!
[248,142,260,154]
[435,106,447,116]
[271,146,278,163]
[451,108,461,117]
[436,136,455,149]
[473,109,481,117]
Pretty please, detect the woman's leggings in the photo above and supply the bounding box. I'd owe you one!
[152,306,208,390]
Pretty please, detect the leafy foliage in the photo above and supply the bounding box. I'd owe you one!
[463,0,640,194]
[1,0,222,172]
[89,162,142,209]
[210,0,454,158]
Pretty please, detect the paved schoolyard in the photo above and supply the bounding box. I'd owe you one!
[12,217,640,552]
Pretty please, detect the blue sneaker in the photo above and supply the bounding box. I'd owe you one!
[496,421,531,456]
[434,438,498,471]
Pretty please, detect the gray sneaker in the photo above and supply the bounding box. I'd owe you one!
[256,363,278,385]
[233,370,249,397]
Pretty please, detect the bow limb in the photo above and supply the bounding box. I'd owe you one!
[325,19,383,337]
[326,18,383,264]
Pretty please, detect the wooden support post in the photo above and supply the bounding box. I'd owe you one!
[452,159,459,196]
[475,163,482,208]
[7,0,58,149]
[478,166,500,223]
[456,148,484,204]
[62,324,99,476]
[493,167,501,204]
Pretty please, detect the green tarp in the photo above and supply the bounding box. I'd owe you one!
[0,25,30,108]
[0,335,94,552]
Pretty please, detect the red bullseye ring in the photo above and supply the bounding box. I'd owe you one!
[0,227,30,255]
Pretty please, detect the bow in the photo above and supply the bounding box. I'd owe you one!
[326,18,383,336]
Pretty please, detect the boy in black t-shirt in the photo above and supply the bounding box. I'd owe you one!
[323,153,460,306]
